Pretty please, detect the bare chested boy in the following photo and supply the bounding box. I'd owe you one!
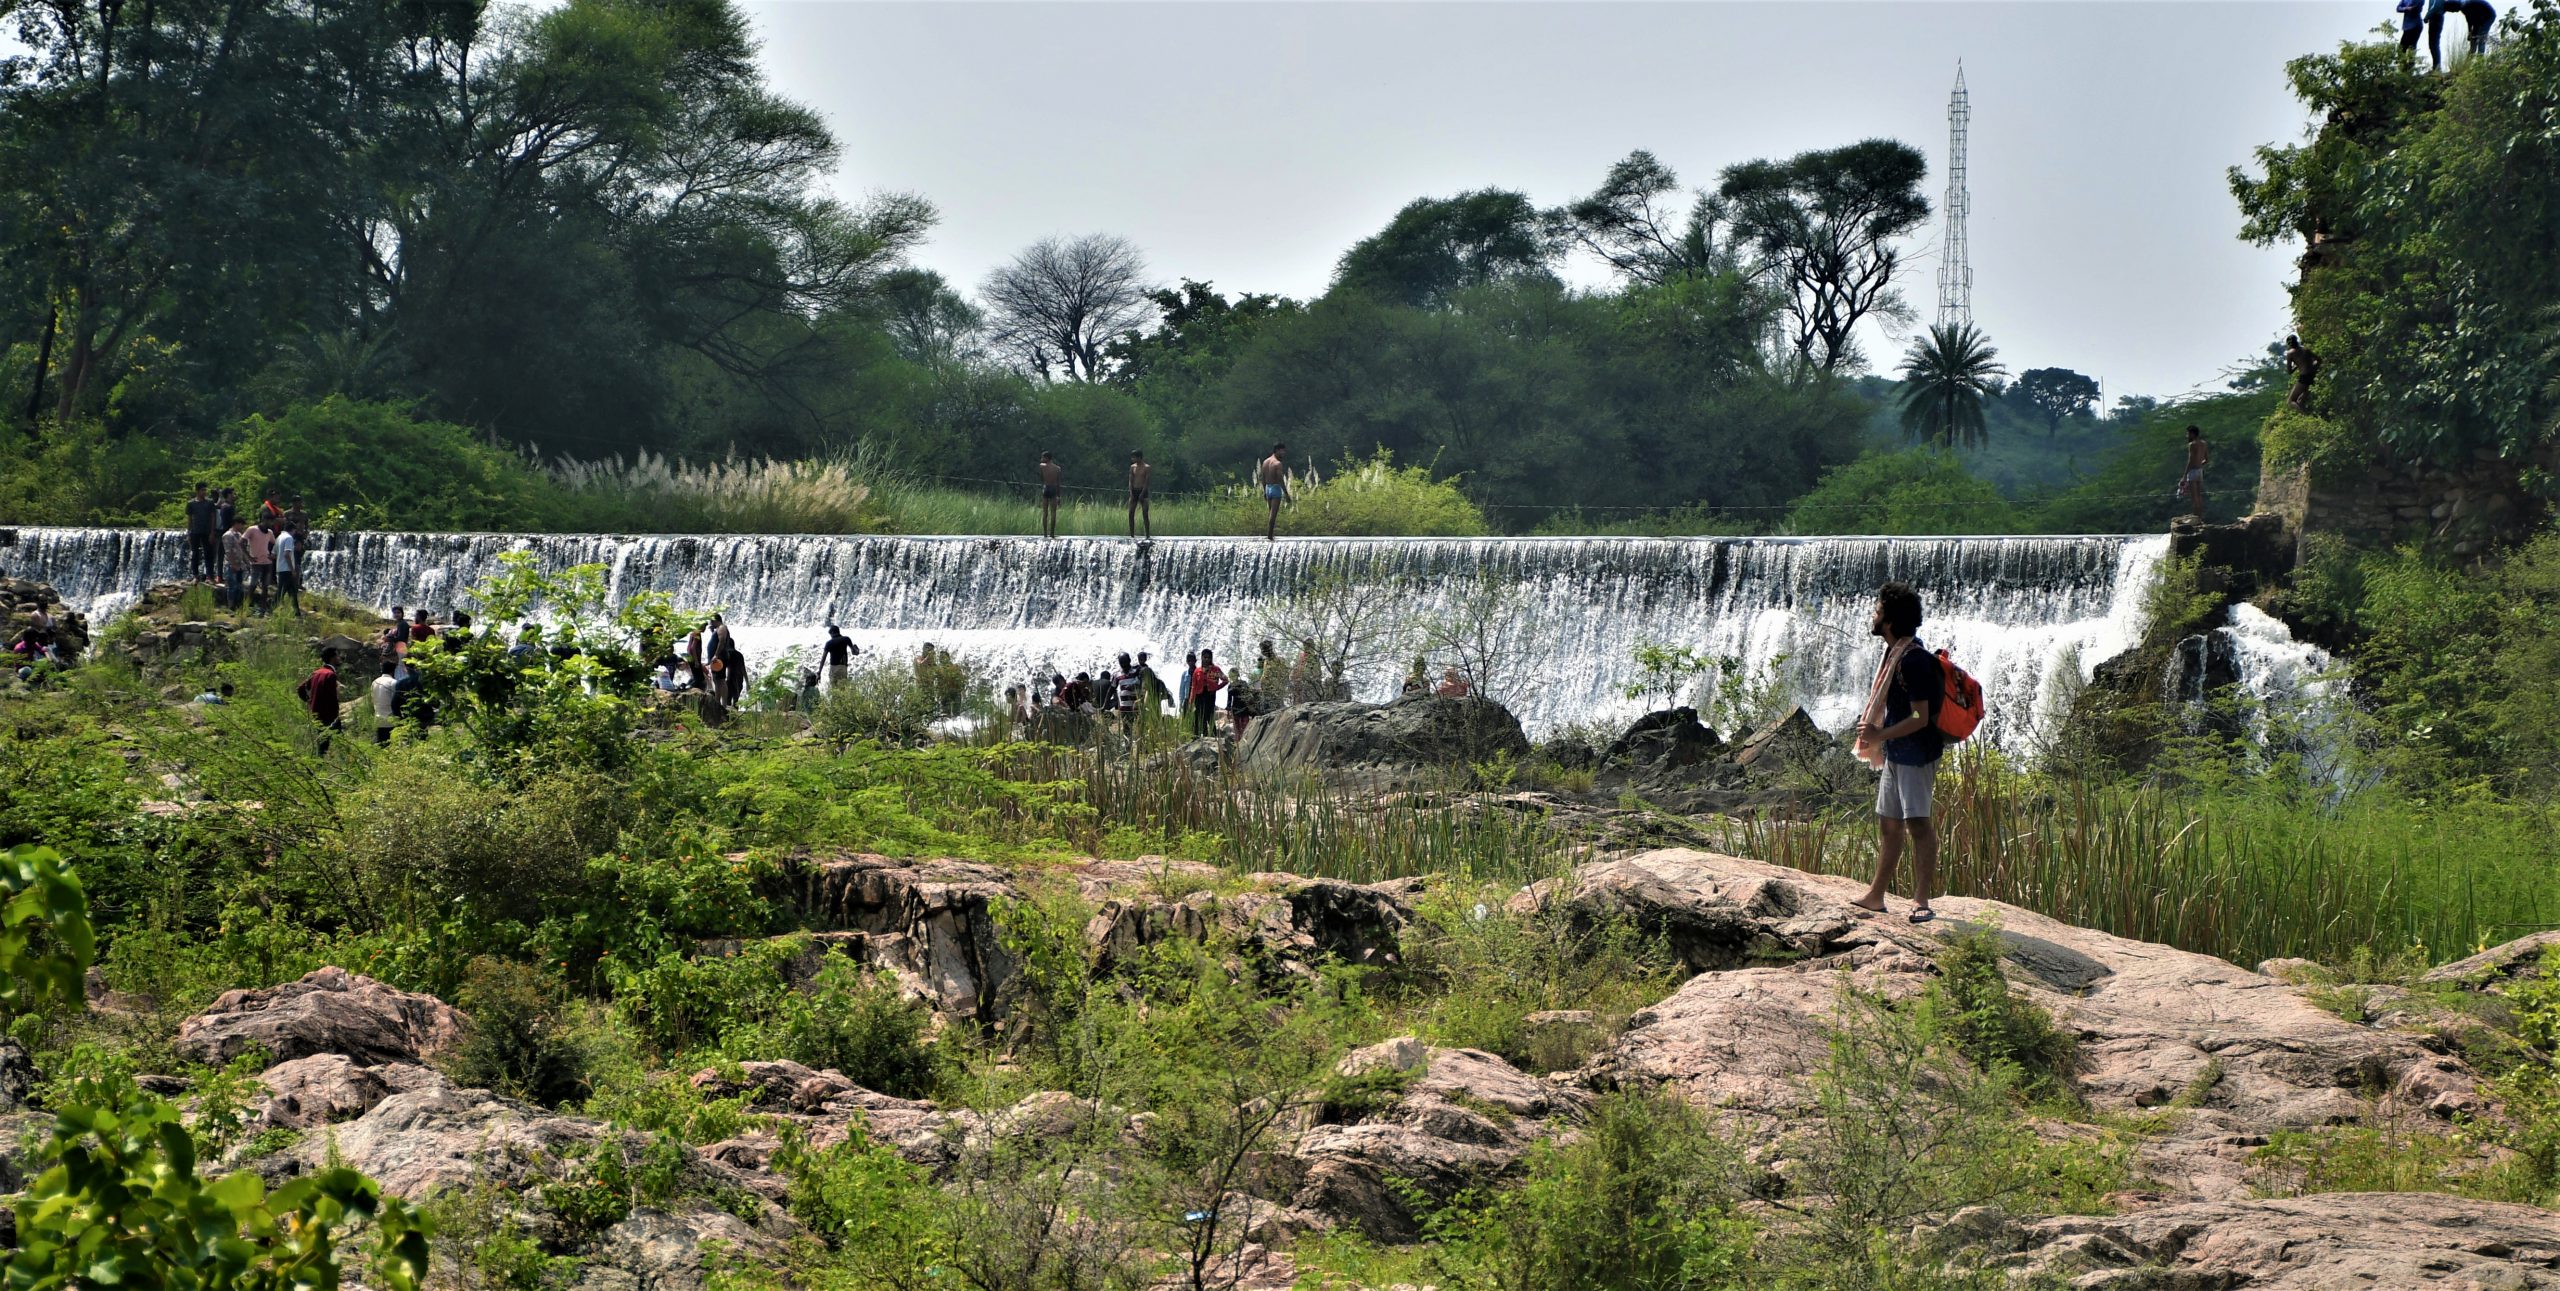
[2178,426,2209,519]
[1258,443,1292,542]
[1127,451,1152,539]
[1037,452,1063,539]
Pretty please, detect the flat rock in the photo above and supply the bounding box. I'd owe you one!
[1560,850,2481,1201]
[172,966,468,1068]
[1935,1193,2560,1288]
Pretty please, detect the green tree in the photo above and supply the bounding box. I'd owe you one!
[1331,189,1562,308]
[2011,367,2101,435]
[1718,139,1931,374]
[2229,20,2560,462]
[1896,323,2007,449]
[1552,150,1732,288]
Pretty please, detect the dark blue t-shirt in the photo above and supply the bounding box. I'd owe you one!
[1884,640,1945,767]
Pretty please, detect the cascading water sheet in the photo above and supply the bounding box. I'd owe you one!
[10,527,2176,747]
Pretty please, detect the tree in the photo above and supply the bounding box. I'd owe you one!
[1718,140,1931,374]
[979,234,1154,382]
[1896,323,2006,449]
[867,268,983,364]
[1331,189,1561,308]
[2011,368,2100,435]
[1553,150,1731,287]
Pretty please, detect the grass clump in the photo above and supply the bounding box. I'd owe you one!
[1926,922,2078,1105]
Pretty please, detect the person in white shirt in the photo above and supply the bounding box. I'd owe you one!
[273,529,304,617]
[370,659,401,745]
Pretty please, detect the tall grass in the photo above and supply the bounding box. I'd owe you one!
[545,452,891,534]
[1735,753,2560,969]
[994,743,1567,884]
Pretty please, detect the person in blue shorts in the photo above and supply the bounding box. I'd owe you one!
[1257,443,1292,542]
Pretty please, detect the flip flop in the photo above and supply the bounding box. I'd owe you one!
[1908,908,1937,924]
[1849,900,1886,917]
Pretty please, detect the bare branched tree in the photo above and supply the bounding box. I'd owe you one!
[1250,560,1420,700]
[1418,570,1540,709]
[980,234,1154,382]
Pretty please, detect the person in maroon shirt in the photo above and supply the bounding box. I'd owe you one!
[298,647,343,754]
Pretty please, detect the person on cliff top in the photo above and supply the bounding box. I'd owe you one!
[1037,452,1063,540]
[1258,444,1292,542]
[2176,426,2209,520]
[1850,582,1943,924]
[1127,451,1153,541]
[184,485,217,584]
[2282,335,2321,413]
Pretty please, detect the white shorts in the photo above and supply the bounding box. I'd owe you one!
[1876,759,1939,820]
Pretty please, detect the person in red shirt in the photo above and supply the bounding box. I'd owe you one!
[1187,648,1226,740]
[297,646,343,754]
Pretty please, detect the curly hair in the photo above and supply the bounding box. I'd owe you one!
[1877,582,1925,638]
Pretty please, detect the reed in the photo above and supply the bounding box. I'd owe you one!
[1734,753,2560,969]
[546,452,891,534]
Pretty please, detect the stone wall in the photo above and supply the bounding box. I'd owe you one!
[2259,445,2545,558]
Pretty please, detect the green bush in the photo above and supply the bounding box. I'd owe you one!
[1393,882,1681,1071]
[1781,449,2016,536]
[1221,448,1488,537]
[1925,923,2077,1104]
[1423,1090,1755,1291]
[2259,406,2354,483]
[725,956,945,1100]
[443,958,590,1107]
[811,665,944,751]
[195,397,549,531]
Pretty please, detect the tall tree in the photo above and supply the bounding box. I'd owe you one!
[867,268,983,364]
[2011,367,2101,435]
[1554,150,1730,287]
[1331,189,1560,308]
[979,234,1153,382]
[1718,140,1930,375]
[1896,323,2006,449]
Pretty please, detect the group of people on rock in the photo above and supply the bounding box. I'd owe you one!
[8,601,67,679]
[184,485,314,617]
[2400,0,2498,70]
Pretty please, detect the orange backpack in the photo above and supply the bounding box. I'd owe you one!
[1933,649,1985,743]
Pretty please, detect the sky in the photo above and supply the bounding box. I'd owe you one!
[743,0,2381,401]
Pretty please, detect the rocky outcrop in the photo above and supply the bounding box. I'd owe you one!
[770,853,1019,1023]
[1280,1036,1588,1242]
[1928,1193,2560,1288]
[692,1059,975,1174]
[1604,707,1724,770]
[573,1209,789,1291]
[2422,930,2560,993]
[1086,872,1418,978]
[173,967,469,1068]
[1236,695,1530,778]
[253,1054,445,1130]
[1544,851,2480,1200]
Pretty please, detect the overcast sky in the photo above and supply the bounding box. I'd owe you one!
[740,1,2385,400]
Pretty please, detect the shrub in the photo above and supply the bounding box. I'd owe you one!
[443,958,590,1107]
[1222,448,1487,537]
[2259,407,2355,483]
[544,452,893,535]
[1780,448,2015,536]
[197,397,548,532]
[1393,882,1681,1071]
[1423,1090,1755,1291]
[1925,923,2077,1103]
[812,665,944,751]
[726,956,945,1100]
[770,1130,957,1278]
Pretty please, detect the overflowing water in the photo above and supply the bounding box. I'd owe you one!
[6,526,2263,747]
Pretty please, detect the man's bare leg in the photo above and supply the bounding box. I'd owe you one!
[1908,817,1938,916]
[1855,817,1905,912]
[1266,498,1281,541]
[1127,495,1137,538]
[1140,495,1151,539]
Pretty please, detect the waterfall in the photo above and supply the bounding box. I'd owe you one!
[9,526,2175,746]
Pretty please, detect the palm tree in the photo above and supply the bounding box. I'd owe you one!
[1896,323,2008,449]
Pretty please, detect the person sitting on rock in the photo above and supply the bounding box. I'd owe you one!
[1435,668,1473,699]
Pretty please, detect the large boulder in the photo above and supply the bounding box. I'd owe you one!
[771,853,1020,1023]
[1603,707,1723,770]
[173,967,468,1068]
[1084,873,1418,978]
[252,1054,446,1130]
[1544,850,2481,1201]
[2421,930,2560,993]
[1930,1193,2560,1288]
[1236,695,1530,777]
[573,1209,789,1291]
[1279,1036,1588,1242]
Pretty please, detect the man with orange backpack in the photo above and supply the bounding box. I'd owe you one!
[1851,582,1952,924]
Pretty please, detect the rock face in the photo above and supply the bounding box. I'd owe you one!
[1604,707,1724,770]
[1236,695,1530,777]
[253,1054,445,1130]
[772,853,1018,1023]
[1084,872,1417,978]
[173,967,469,1068]
[1932,1193,2560,1288]
[2422,931,2560,993]
[1280,1037,1590,1242]
[1542,850,2480,1200]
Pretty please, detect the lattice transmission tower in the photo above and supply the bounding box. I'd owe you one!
[1936,64,1973,330]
